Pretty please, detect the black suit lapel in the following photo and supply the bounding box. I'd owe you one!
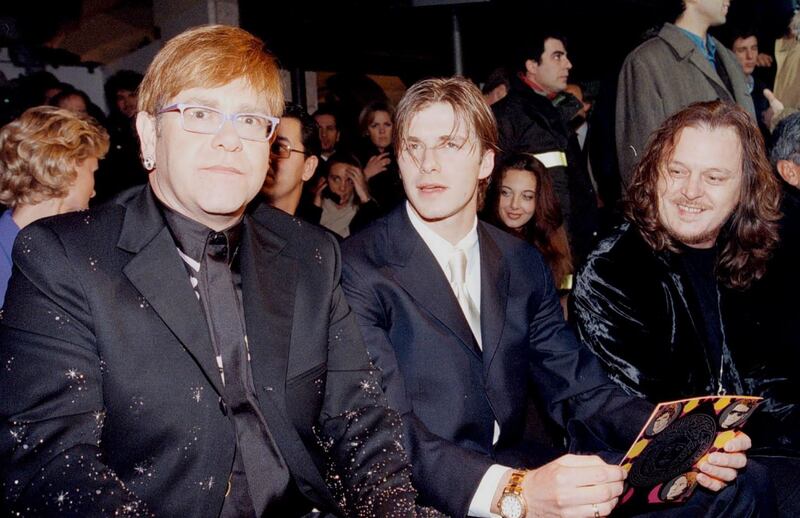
[478,224,509,370]
[239,215,294,404]
[118,188,223,396]
[238,212,335,505]
[387,208,481,359]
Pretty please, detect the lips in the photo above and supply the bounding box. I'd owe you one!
[201,165,243,175]
[417,183,446,194]
[674,201,709,216]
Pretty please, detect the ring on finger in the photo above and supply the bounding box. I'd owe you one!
[593,503,600,518]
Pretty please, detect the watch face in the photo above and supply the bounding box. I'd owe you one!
[499,494,524,518]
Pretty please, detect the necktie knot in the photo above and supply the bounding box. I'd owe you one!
[448,248,468,286]
[207,232,230,262]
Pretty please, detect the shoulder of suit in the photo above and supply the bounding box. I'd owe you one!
[340,213,390,262]
[250,203,337,253]
[581,223,662,280]
[479,221,543,262]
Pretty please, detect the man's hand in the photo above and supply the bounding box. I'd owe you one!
[756,53,774,68]
[697,432,751,491]
[312,177,327,207]
[492,455,625,518]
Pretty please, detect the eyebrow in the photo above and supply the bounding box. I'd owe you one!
[180,96,267,114]
[668,160,736,176]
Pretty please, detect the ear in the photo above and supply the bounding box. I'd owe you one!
[135,111,157,162]
[302,156,319,182]
[478,149,495,180]
[777,160,800,187]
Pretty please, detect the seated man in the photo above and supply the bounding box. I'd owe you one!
[0,25,424,517]
[343,79,762,518]
[572,100,797,515]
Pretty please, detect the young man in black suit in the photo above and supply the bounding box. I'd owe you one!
[341,77,763,518]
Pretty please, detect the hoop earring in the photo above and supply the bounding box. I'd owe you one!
[143,156,155,171]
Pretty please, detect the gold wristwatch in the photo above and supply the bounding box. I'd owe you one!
[498,470,527,518]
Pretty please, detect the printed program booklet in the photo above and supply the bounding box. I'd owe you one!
[618,395,763,508]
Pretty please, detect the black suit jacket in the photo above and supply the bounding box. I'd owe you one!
[341,207,651,517]
[0,186,417,517]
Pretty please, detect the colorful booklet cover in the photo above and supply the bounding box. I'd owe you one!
[618,395,763,508]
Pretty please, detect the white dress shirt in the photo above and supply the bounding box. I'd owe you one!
[406,203,511,518]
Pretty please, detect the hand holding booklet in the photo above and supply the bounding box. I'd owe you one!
[618,395,762,508]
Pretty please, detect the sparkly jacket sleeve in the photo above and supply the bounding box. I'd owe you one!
[0,223,149,516]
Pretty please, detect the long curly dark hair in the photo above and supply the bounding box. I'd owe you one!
[485,153,573,287]
[626,100,781,290]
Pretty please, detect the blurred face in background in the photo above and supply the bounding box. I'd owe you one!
[367,110,393,150]
[732,36,758,76]
[327,162,355,204]
[116,89,139,118]
[315,113,339,154]
[58,94,88,115]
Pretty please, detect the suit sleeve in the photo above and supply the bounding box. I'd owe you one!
[569,252,675,401]
[615,54,667,188]
[525,254,652,454]
[341,256,494,518]
[315,233,436,518]
[0,224,150,516]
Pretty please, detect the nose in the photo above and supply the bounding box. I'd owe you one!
[564,57,573,70]
[509,194,520,210]
[680,173,703,199]
[419,146,439,174]
[212,119,243,151]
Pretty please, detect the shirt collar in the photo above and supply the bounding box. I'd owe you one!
[405,201,479,272]
[677,26,717,65]
[518,72,558,100]
[160,203,242,265]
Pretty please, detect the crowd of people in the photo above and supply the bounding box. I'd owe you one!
[1,0,800,516]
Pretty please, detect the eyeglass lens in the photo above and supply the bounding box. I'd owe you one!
[181,106,276,141]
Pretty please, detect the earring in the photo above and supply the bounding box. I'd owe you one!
[142,156,155,170]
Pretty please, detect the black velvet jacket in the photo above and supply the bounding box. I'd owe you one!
[571,223,800,455]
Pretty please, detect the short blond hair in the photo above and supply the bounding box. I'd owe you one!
[138,25,284,117]
[0,106,109,208]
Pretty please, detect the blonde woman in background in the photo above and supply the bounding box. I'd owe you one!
[0,106,109,304]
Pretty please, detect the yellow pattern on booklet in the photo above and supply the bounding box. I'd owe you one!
[617,395,763,509]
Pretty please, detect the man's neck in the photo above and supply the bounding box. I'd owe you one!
[150,180,244,232]
[407,202,476,245]
[675,12,710,40]
[521,72,557,99]
[266,187,302,215]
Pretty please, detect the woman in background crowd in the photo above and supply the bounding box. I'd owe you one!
[356,100,404,211]
[314,152,381,238]
[0,106,109,305]
[484,152,573,314]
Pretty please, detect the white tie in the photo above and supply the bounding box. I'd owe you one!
[448,248,482,348]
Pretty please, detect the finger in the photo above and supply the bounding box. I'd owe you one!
[563,498,618,518]
[763,89,776,103]
[699,462,738,483]
[557,454,609,468]
[708,451,747,469]
[723,433,751,452]
[697,472,728,492]
[556,481,624,507]
[556,466,627,489]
